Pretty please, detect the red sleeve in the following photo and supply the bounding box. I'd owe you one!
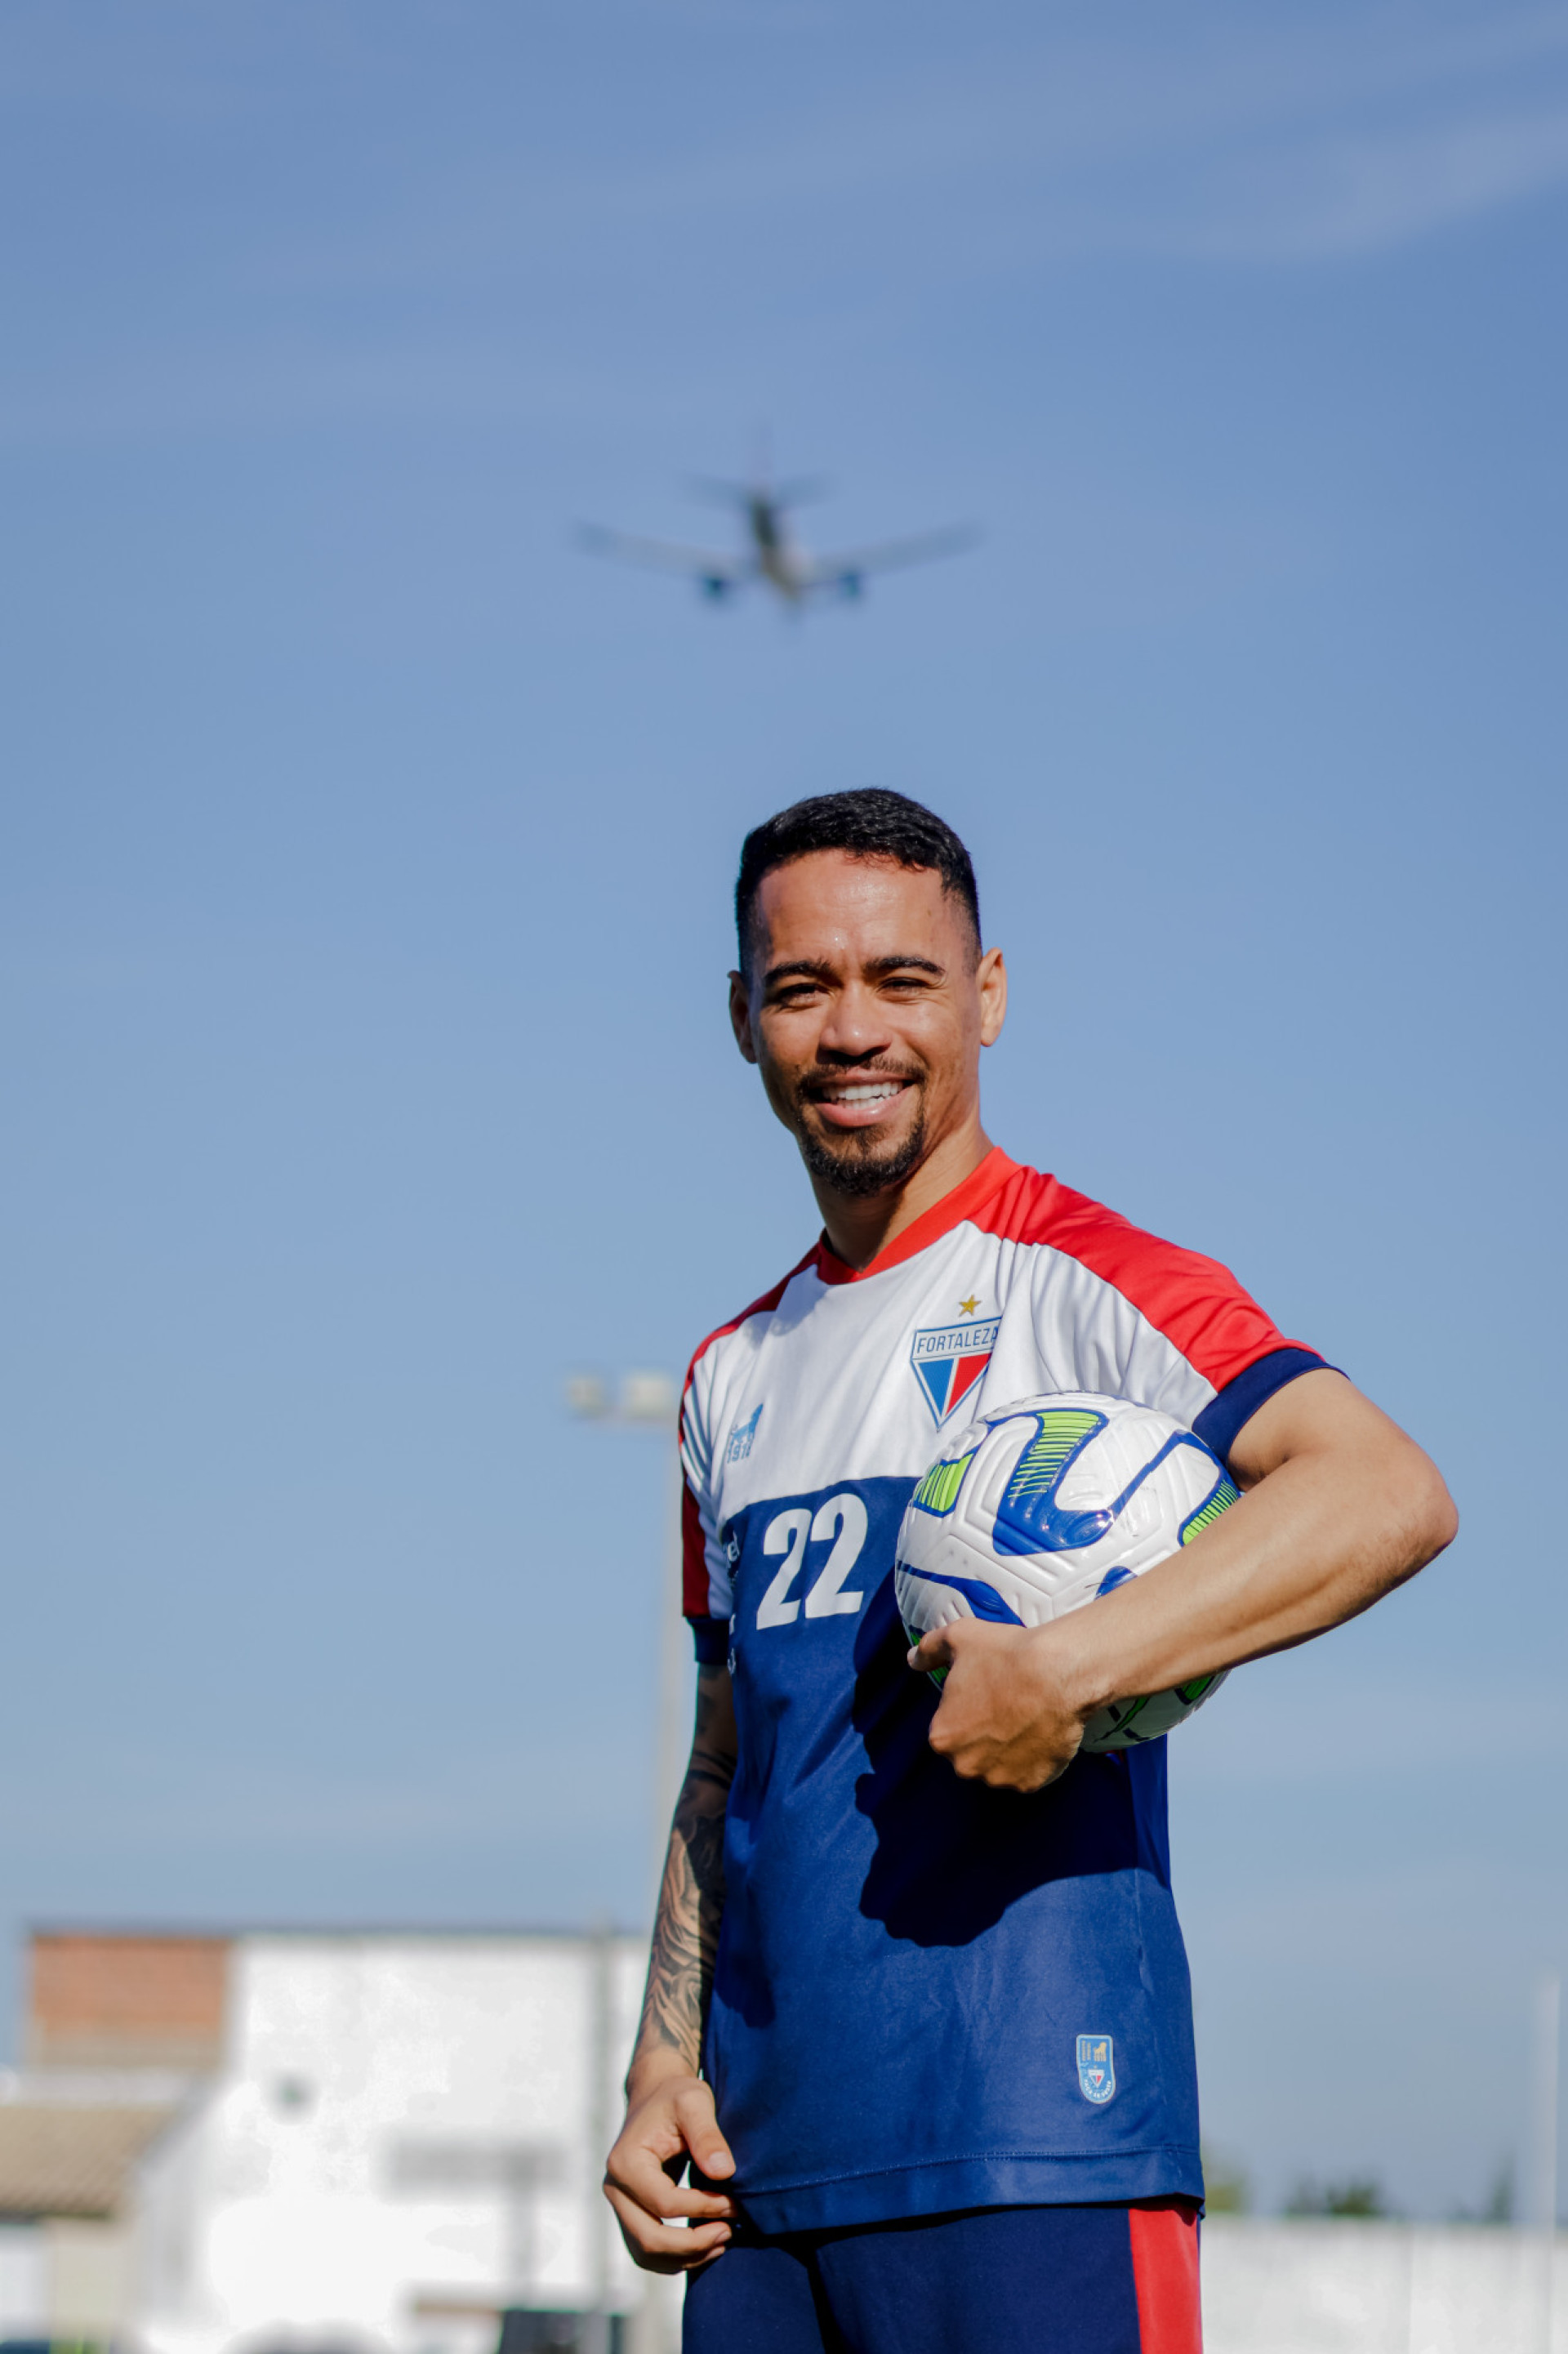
[680,1477,711,1621]
[983,1161,1313,1392]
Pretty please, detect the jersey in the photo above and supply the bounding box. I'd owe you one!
[679,1148,1325,2236]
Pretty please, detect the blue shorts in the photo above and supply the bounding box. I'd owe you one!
[682,2198,1200,2354]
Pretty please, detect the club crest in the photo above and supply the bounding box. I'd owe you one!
[909,1317,1000,1424]
[1076,2034,1116,2105]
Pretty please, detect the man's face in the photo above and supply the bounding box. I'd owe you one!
[729,851,1006,1200]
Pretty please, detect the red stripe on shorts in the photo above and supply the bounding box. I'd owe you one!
[1129,2199,1201,2354]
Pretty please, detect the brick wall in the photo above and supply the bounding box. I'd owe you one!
[24,1933,232,2070]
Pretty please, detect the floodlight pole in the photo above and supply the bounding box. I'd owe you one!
[565,1368,688,2354]
[564,1368,689,1896]
[582,1915,617,2354]
[1534,1969,1561,2354]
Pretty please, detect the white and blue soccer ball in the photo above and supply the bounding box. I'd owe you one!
[894,1392,1239,1752]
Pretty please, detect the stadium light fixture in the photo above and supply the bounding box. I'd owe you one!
[564,1368,677,1427]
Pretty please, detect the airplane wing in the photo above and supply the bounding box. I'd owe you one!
[577,524,751,592]
[803,524,980,595]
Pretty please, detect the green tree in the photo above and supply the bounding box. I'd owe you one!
[1285,2175,1389,2218]
[1484,2160,1516,2225]
[1201,2147,1249,2214]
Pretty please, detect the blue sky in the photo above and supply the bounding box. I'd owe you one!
[1,0,1565,2217]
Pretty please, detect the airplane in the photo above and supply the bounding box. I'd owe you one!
[578,467,978,608]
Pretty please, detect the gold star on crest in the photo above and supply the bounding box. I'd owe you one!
[957,1295,981,1317]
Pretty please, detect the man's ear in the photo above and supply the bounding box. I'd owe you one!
[978,947,1007,1048]
[728,970,759,1064]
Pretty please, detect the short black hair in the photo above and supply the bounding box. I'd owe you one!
[735,788,981,971]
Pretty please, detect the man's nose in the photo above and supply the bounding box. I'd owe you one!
[817,984,893,1060]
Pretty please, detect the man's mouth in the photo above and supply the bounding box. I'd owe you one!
[808,1076,916,1131]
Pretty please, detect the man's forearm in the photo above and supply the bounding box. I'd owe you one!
[628,1665,736,2092]
[1051,1371,1456,1712]
[631,1786,728,2082]
[1049,1441,1441,1712]
[920,1370,1457,1791]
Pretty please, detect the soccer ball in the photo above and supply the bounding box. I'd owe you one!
[894,1392,1238,1752]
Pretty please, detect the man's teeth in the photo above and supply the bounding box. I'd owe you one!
[831,1083,902,1104]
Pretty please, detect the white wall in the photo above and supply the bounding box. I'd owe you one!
[0,2215,135,2341]
[1204,2218,1568,2354]
[133,1932,654,2354]
[0,2221,46,2338]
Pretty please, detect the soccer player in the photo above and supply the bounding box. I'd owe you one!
[604,791,1455,2353]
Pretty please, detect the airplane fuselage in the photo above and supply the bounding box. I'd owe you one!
[749,495,806,601]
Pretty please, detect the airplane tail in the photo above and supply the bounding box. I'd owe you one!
[687,473,829,510]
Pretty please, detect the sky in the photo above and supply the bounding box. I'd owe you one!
[1,0,1565,2220]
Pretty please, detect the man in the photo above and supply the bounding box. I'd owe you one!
[605,791,1455,2353]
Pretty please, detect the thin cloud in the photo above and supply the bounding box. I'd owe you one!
[5,2,1568,448]
[494,1,1568,263]
[1080,96,1568,260]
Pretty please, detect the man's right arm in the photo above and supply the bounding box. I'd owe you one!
[604,1664,741,2272]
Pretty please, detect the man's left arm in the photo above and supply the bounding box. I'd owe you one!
[914,1368,1458,1792]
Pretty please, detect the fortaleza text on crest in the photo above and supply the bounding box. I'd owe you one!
[909,1317,1000,1424]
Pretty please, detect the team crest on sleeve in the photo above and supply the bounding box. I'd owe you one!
[1076,2035,1116,2104]
[724,1404,764,1464]
[910,1317,1000,1423]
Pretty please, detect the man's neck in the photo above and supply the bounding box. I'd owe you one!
[813,1118,996,1272]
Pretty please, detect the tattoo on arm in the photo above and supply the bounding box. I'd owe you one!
[633,1665,737,2077]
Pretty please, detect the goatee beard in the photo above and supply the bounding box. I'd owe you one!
[798,1109,929,1201]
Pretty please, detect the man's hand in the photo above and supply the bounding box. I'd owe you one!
[604,2063,737,2273]
[911,1621,1087,1792]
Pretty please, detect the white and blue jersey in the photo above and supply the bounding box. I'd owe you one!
[680,1148,1324,2235]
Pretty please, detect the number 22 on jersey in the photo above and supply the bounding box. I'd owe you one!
[754,1493,869,1627]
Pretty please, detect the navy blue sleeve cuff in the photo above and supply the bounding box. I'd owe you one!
[688,1614,732,1665]
[1193,1347,1334,1465]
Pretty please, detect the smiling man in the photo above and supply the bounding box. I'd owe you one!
[604,790,1455,2354]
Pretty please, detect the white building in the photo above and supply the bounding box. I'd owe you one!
[132,1931,670,2354]
[0,1926,679,2354]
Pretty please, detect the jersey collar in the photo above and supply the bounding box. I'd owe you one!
[812,1146,1018,1286]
